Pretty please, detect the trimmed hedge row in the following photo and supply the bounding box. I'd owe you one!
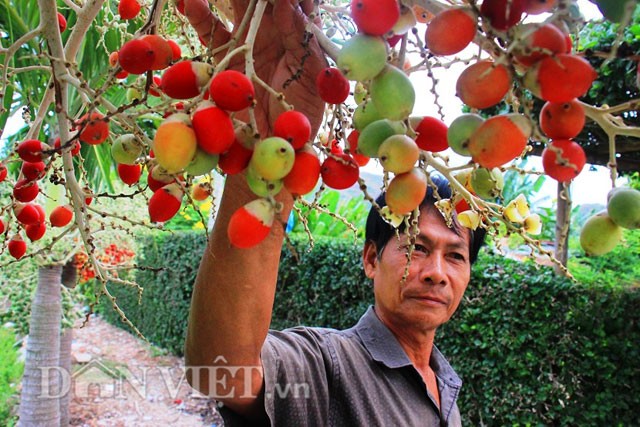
[100,231,639,425]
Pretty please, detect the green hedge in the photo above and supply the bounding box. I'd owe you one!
[0,327,23,426]
[100,231,639,425]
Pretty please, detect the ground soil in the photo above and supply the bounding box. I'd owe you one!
[68,314,223,426]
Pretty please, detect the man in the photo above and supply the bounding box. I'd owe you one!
[184,0,485,425]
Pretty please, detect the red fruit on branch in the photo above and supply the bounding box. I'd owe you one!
[8,235,27,260]
[191,182,212,201]
[542,139,586,182]
[26,222,46,242]
[0,218,5,234]
[140,35,173,71]
[148,183,184,223]
[161,60,213,99]
[524,54,597,103]
[192,101,235,154]
[54,137,81,156]
[540,99,586,139]
[480,0,526,31]
[209,70,255,112]
[386,167,428,215]
[414,116,449,152]
[167,40,182,61]
[17,139,51,163]
[524,0,557,14]
[321,153,359,190]
[514,23,567,66]
[118,38,155,75]
[456,61,511,109]
[468,114,532,168]
[425,7,477,56]
[283,145,321,196]
[13,202,41,226]
[219,140,253,175]
[13,179,40,203]
[346,130,370,166]
[21,161,46,181]
[78,112,110,145]
[118,0,141,20]
[0,163,7,182]
[50,205,74,227]
[57,12,67,32]
[350,0,400,36]
[147,165,175,192]
[227,198,275,249]
[316,67,350,104]
[117,163,142,185]
[273,110,312,150]
[148,76,163,97]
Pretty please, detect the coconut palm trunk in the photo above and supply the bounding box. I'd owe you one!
[58,328,73,427]
[18,265,63,427]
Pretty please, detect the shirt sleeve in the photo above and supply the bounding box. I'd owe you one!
[261,328,332,426]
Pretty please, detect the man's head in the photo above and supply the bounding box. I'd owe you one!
[362,174,486,335]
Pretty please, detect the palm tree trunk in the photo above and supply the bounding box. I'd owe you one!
[555,182,571,271]
[19,265,63,427]
[58,328,73,427]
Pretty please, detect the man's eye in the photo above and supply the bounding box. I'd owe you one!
[450,252,467,261]
[413,244,428,253]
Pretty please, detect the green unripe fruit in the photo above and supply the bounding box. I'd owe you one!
[111,134,143,165]
[249,137,295,181]
[126,87,142,102]
[378,134,420,174]
[185,147,219,176]
[447,114,484,156]
[246,165,283,198]
[357,119,407,158]
[580,211,623,256]
[471,167,504,199]
[607,187,640,229]
[337,34,388,82]
[353,101,382,131]
[370,65,415,121]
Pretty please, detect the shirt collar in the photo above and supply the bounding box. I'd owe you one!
[354,306,462,388]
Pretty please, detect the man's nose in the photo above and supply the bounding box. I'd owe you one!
[419,253,447,285]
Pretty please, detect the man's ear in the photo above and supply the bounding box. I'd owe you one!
[362,241,378,280]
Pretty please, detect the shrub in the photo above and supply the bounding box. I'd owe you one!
[0,326,23,426]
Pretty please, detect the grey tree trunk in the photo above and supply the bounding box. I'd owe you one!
[58,328,73,427]
[18,265,63,427]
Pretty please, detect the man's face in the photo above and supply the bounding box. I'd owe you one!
[363,207,471,334]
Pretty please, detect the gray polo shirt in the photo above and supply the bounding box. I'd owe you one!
[220,306,463,426]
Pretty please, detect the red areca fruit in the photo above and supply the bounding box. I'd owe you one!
[191,182,212,201]
[8,235,27,260]
[0,163,6,182]
[542,139,586,182]
[346,130,370,166]
[273,110,312,150]
[524,54,597,103]
[140,35,173,71]
[283,145,321,196]
[21,161,46,181]
[17,139,51,163]
[78,112,109,145]
[117,163,142,185]
[26,222,46,242]
[54,137,81,156]
[218,140,253,175]
[118,38,155,75]
[57,12,67,32]
[413,116,449,152]
[321,153,359,190]
[167,39,182,60]
[514,23,567,66]
[13,179,39,203]
[209,70,255,112]
[425,7,477,56]
[192,101,235,154]
[50,205,74,227]
[13,202,41,225]
[540,99,585,139]
[119,0,141,20]
[468,114,532,168]
[350,0,400,36]
[148,76,163,97]
[147,165,175,192]
[227,198,275,249]
[161,60,213,99]
[148,182,183,223]
[456,61,511,109]
[316,67,350,104]
[0,218,4,234]
[480,0,526,31]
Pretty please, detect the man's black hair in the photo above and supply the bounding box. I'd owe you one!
[364,174,486,265]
